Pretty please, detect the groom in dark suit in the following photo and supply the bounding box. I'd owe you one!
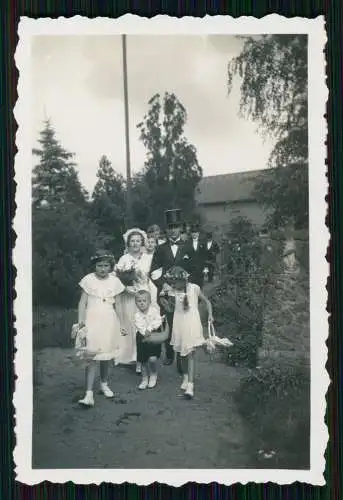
[150,209,191,367]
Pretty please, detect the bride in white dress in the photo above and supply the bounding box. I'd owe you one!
[115,228,157,370]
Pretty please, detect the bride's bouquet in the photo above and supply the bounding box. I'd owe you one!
[114,257,140,286]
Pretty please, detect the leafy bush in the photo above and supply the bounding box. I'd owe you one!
[294,229,309,271]
[32,202,108,308]
[33,306,77,349]
[262,268,309,353]
[212,217,283,367]
[234,360,310,468]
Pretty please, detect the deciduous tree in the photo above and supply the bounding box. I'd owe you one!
[91,155,126,256]
[136,92,203,226]
[228,35,308,228]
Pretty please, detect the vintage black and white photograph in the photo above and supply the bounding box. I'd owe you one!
[14,16,328,485]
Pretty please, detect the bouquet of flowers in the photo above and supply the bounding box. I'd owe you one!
[71,323,101,362]
[114,257,139,286]
[71,323,90,360]
[71,322,87,348]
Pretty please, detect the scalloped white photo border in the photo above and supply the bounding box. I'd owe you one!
[13,14,329,486]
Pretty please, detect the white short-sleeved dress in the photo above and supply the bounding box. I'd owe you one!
[170,283,205,357]
[115,252,157,365]
[79,273,125,361]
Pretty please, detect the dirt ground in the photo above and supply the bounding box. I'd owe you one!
[32,347,256,469]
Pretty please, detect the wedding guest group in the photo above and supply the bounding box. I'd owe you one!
[72,209,220,405]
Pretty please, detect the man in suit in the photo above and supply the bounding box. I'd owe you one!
[150,209,191,367]
[204,231,220,283]
[180,224,190,243]
[187,223,207,288]
[147,224,166,246]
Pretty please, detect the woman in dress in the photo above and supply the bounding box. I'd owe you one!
[115,228,155,372]
[140,232,158,304]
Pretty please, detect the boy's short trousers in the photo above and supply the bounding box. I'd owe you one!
[136,331,162,363]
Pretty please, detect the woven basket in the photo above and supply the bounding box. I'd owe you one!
[204,321,234,359]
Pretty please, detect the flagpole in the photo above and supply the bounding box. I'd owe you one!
[122,34,133,228]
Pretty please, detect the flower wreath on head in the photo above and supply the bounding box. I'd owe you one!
[123,228,147,248]
[164,266,190,284]
[90,252,114,263]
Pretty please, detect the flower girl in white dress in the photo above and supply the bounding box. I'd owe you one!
[76,250,125,407]
[166,266,213,399]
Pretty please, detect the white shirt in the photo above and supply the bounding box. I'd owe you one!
[192,238,199,251]
[170,238,180,258]
[207,241,213,250]
[134,307,163,336]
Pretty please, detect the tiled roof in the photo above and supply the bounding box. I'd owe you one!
[195,169,268,205]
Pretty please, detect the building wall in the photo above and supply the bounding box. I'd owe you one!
[197,201,268,232]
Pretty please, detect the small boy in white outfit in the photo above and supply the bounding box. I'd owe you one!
[135,289,163,390]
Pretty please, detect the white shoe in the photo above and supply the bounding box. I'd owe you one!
[78,392,94,407]
[136,362,142,374]
[138,377,149,390]
[184,383,194,399]
[100,383,114,398]
[148,374,157,388]
[180,376,189,391]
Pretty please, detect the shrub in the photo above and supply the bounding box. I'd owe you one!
[33,306,77,349]
[234,360,310,468]
[262,268,310,353]
[212,216,284,367]
[294,229,309,271]
[32,202,108,308]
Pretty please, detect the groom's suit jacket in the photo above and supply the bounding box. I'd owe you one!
[149,238,191,293]
[184,238,207,287]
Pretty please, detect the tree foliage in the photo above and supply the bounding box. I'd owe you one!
[91,155,126,257]
[33,202,106,307]
[32,121,107,307]
[136,92,203,226]
[32,120,87,208]
[32,91,204,307]
[228,35,308,228]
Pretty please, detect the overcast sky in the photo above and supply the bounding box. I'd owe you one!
[31,35,274,194]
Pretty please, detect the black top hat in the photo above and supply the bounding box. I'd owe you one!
[190,222,201,232]
[164,209,182,227]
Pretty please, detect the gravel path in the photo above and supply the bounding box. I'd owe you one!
[33,347,254,469]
